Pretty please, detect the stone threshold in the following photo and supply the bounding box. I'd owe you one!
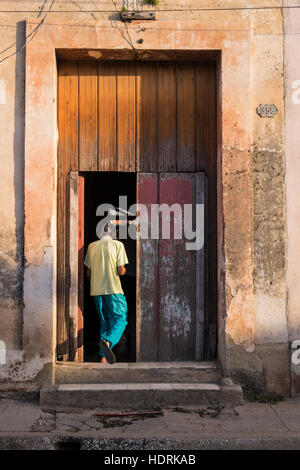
[40,382,243,409]
[54,360,222,384]
[56,361,219,369]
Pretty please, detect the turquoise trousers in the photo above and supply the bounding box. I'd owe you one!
[93,294,128,357]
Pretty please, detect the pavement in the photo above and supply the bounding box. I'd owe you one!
[1,397,300,449]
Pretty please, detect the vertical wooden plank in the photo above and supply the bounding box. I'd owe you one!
[195,172,207,360]
[136,62,157,172]
[59,61,79,171]
[77,174,84,361]
[57,61,68,359]
[195,62,217,359]
[67,172,79,361]
[67,172,84,362]
[57,61,79,359]
[158,173,196,361]
[65,62,79,171]
[116,61,136,172]
[195,61,216,173]
[136,173,159,361]
[98,62,117,171]
[78,61,98,171]
[176,62,196,171]
[157,62,177,172]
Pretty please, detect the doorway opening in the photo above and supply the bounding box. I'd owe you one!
[83,172,136,363]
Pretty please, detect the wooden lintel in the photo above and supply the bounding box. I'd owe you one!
[56,49,220,62]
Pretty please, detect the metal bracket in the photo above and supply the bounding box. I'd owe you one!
[121,10,156,21]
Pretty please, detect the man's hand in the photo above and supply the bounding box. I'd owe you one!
[86,267,91,279]
[118,265,126,276]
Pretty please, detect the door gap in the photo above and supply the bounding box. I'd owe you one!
[83,171,137,363]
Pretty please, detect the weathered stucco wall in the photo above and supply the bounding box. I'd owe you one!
[0,17,25,357]
[226,6,289,396]
[0,0,296,395]
[284,0,300,395]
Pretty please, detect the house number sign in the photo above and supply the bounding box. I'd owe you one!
[256,104,278,118]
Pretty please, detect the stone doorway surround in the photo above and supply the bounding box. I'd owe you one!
[23,17,253,384]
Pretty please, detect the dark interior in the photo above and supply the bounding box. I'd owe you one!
[83,172,136,362]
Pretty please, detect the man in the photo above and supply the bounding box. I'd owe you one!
[84,224,129,364]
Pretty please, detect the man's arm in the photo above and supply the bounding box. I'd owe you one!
[84,245,91,279]
[116,242,128,276]
[118,265,126,276]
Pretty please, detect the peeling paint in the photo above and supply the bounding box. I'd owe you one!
[161,293,192,339]
[88,50,102,59]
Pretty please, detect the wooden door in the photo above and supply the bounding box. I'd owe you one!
[66,172,84,361]
[57,59,216,361]
[137,172,207,361]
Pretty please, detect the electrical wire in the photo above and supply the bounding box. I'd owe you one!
[0,2,299,63]
[0,0,55,64]
[0,5,300,14]
[0,4,300,13]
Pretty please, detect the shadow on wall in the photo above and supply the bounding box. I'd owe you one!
[13,21,26,346]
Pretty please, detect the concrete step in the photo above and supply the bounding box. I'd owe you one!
[55,361,221,384]
[40,382,243,410]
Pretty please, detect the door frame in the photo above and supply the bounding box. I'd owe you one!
[23,18,253,382]
[57,57,219,363]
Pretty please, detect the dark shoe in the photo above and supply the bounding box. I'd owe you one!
[99,340,116,364]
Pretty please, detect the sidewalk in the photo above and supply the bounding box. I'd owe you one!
[1,398,300,449]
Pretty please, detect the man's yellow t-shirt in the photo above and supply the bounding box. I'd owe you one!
[84,235,129,296]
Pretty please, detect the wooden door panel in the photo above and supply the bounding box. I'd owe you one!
[57,61,79,359]
[195,61,217,358]
[137,172,206,361]
[195,172,207,360]
[176,63,196,172]
[78,62,98,171]
[136,173,159,361]
[116,62,136,172]
[195,61,216,173]
[58,59,216,175]
[98,62,117,171]
[158,173,196,361]
[157,63,177,172]
[57,59,216,361]
[136,62,158,172]
[77,174,84,361]
[67,171,84,361]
